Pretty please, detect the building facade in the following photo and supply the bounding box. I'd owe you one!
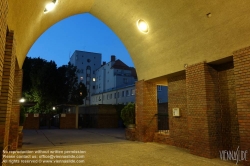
[91,55,168,105]
[69,50,101,105]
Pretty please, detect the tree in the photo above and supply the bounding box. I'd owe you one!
[69,82,88,105]
[22,57,87,113]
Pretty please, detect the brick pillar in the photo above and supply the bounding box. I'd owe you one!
[186,62,221,158]
[233,47,250,166]
[0,1,8,87]
[0,30,16,157]
[135,80,157,142]
[8,66,23,150]
[0,0,9,163]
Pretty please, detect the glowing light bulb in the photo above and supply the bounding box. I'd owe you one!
[44,0,57,13]
[137,19,149,34]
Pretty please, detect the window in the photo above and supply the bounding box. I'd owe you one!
[80,77,83,81]
[93,86,95,89]
[107,94,109,100]
[126,90,129,96]
[110,94,112,99]
[123,78,128,84]
[93,78,96,82]
[114,93,116,98]
[131,89,135,95]
[158,85,162,91]
[117,92,119,98]
[122,91,124,97]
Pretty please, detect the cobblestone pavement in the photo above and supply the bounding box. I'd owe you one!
[3,129,239,166]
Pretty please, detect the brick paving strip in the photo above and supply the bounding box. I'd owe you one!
[3,129,239,166]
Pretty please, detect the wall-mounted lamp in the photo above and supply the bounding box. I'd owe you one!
[137,19,149,34]
[19,98,25,103]
[44,0,58,13]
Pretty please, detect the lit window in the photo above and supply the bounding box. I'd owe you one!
[93,78,96,82]
[131,89,135,95]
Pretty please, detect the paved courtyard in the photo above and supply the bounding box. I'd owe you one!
[4,129,239,166]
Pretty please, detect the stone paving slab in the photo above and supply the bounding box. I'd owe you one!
[3,129,239,166]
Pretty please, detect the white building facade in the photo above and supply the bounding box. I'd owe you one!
[70,52,168,106]
[91,55,137,105]
[70,50,101,105]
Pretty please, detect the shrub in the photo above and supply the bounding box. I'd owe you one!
[120,103,135,126]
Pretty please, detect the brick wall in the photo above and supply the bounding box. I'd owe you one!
[135,80,157,142]
[153,133,173,145]
[60,113,76,129]
[233,47,250,166]
[9,67,23,150]
[167,74,189,149]
[0,0,8,162]
[23,113,39,129]
[0,0,8,94]
[0,30,16,155]
[186,62,221,158]
[214,62,240,151]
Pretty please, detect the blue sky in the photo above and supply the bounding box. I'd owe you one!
[27,13,133,68]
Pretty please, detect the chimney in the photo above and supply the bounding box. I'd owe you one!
[103,61,106,65]
[111,55,116,62]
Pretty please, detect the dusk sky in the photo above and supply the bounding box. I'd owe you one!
[27,13,134,68]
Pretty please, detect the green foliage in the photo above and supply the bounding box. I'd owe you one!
[68,82,87,105]
[22,57,87,113]
[120,103,135,126]
[19,106,26,126]
[115,104,125,119]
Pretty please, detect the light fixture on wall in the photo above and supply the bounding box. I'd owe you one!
[44,0,58,13]
[137,19,149,34]
[19,98,25,103]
